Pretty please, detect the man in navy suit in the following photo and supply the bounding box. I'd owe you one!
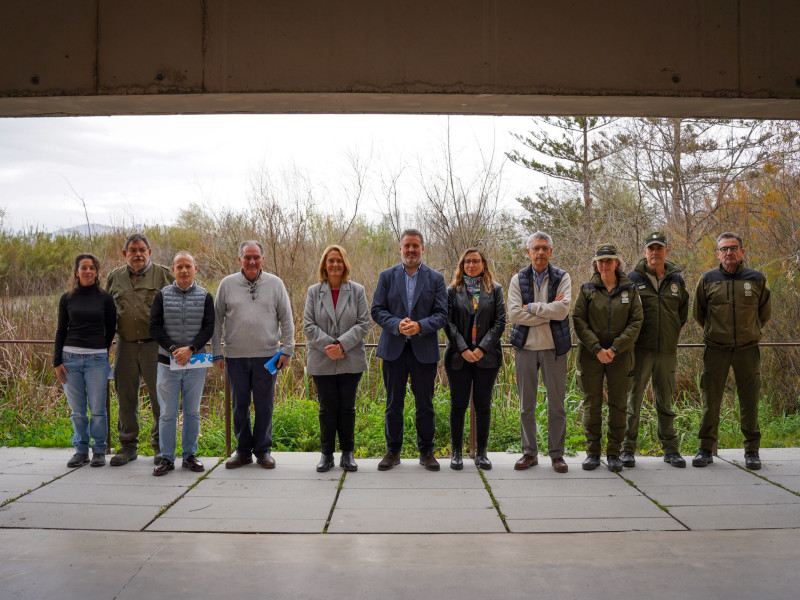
[371,229,448,471]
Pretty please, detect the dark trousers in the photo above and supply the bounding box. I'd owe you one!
[225,357,276,456]
[699,345,761,452]
[382,343,437,453]
[445,363,498,451]
[313,372,362,454]
[114,339,160,452]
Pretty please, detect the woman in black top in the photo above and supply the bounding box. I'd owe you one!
[53,253,116,468]
[444,248,506,470]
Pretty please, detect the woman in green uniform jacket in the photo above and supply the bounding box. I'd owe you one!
[572,244,643,472]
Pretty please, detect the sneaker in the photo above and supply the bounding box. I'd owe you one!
[663,452,686,468]
[110,448,137,466]
[67,453,89,468]
[153,457,174,476]
[606,455,623,472]
[90,453,105,467]
[620,451,636,468]
[744,451,761,470]
[692,449,713,467]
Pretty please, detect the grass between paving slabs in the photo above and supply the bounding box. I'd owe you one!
[3,377,800,459]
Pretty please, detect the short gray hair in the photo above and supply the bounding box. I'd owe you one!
[526,231,553,249]
[238,240,265,257]
[716,232,743,248]
[399,228,424,246]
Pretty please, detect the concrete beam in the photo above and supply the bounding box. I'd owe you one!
[1,0,799,118]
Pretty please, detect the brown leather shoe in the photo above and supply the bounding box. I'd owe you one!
[419,451,440,471]
[225,452,253,469]
[255,452,276,469]
[551,456,569,473]
[377,451,401,471]
[514,454,538,470]
[109,447,137,467]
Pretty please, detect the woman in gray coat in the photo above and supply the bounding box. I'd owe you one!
[304,245,370,472]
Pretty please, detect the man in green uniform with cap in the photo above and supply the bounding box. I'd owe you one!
[692,232,771,470]
[621,232,689,468]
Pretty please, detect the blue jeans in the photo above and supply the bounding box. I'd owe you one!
[61,351,110,454]
[225,357,276,456]
[156,363,207,462]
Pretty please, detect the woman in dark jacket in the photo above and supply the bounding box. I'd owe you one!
[444,248,506,470]
[572,243,643,472]
[53,253,116,468]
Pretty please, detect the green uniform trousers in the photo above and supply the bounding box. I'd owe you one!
[622,349,679,454]
[698,345,761,453]
[113,338,161,452]
[577,348,634,456]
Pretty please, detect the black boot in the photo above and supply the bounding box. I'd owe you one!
[340,451,358,472]
[450,449,463,470]
[474,449,492,470]
[316,453,334,472]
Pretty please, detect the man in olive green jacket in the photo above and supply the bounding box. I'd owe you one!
[621,232,689,468]
[692,232,771,471]
[106,233,174,466]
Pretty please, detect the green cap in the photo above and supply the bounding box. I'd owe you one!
[644,231,668,248]
[593,243,619,260]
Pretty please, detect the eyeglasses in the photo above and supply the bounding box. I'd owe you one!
[529,246,551,253]
[463,259,483,265]
[717,245,741,254]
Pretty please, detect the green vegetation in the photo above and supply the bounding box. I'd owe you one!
[4,377,799,458]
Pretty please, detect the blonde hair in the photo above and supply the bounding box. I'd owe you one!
[450,248,495,293]
[317,245,351,283]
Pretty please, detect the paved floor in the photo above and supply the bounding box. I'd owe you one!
[1,446,799,599]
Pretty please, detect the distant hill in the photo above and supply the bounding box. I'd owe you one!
[52,224,126,236]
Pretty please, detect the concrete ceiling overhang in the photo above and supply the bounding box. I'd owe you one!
[1,0,798,119]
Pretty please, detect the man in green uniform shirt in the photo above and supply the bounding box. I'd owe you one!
[106,233,174,466]
[621,232,689,468]
[693,232,771,470]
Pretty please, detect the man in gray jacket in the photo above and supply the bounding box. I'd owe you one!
[508,232,572,473]
[212,241,295,469]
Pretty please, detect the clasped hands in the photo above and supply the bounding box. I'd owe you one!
[324,343,345,360]
[398,318,421,336]
[461,348,485,363]
[596,348,616,364]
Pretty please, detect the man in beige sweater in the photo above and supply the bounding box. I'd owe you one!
[508,232,572,473]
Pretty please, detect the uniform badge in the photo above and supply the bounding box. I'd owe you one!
[638,284,646,289]
[621,290,629,304]
[744,281,752,296]
[671,282,678,296]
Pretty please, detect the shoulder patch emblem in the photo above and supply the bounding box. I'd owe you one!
[744,282,752,290]
[671,283,678,293]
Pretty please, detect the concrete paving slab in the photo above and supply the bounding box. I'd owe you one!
[621,459,759,486]
[642,483,800,506]
[341,462,486,489]
[158,494,332,521]
[336,488,493,509]
[0,501,159,530]
[16,481,189,506]
[724,457,800,475]
[328,507,506,533]
[717,447,800,461]
[3,529,800,600]
[488,477,641,498]
[0,473,56,493]
[669,503,800,530]
[482,453,620,480]
[205,463,340,480]
[146,517,325,533]
[507,517,686,532]
[758,475,800,493]
[190,477,337,498]
[61,456,219,485]
[498,494,668,520]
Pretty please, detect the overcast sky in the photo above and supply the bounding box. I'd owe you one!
[0,114,544,233]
